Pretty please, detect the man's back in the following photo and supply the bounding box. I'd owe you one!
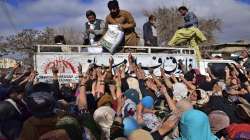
[183,11,198,28]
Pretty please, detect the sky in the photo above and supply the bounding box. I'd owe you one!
[0,0,250,43]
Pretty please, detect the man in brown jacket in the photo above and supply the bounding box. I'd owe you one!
[105,0,139,46]
[18,91,63,140]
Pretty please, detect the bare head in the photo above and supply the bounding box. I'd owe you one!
[148,15,156,24]
[178,6,188,16]
[108,0,120,18]
[86,10,96,24]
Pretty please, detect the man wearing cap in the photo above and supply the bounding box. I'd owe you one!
[83,10,105,45]
[19,85,82,140]
[105,0,139,46]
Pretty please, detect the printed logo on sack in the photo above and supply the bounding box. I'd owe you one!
[43,57,76,74]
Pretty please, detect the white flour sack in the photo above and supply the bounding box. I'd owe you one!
[100,25,124,54]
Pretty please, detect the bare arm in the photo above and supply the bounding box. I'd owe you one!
[128,53,136,74]
[206,67,216,80]
[78,75,89,110]
[96,69,107,98]
[114,70,122,98]
[160,68,173,89]
[170,74,178,84]
[179,74,196,90]
[108,57,113,74]
[230,64,239,76]
[151,72,162,88]
[225,67,231,86]
[160,85,177,112]
[120,12,136,30]
[158,114,179,136]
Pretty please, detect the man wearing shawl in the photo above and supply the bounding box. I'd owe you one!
[105,0,139,46]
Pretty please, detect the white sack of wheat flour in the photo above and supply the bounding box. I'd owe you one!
[100,25,124,54]
[87,47,103,53]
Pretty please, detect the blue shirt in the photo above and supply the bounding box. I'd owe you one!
[183,12,198,28]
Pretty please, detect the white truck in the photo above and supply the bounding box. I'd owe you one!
[34,45,236,83]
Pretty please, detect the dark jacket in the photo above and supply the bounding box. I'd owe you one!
[0,99,30,140]
[84,19,104,45]
[143,21,158,46]
[183,12,198,28]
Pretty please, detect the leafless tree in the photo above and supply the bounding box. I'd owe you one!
[55,26,84,45]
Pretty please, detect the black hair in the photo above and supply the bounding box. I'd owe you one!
[32,82,53,94]
[7,84,25,97]
[108,0,119,9]
[54,35,66,45]
[178,6,188,11]
[195,89,202,100]
[184,70,195,81]
[86,10,96,18]
[149,15,156,21]
[211,80,219,88]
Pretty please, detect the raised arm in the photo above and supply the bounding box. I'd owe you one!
[206,67,216,80]
[25,71,37,96]
[5,63,20,83]
[161,68,173,89]
[225,66,231,86]
[77,74,89,110]
[179,74,196,90]
[128,53,137,74]
[136,67,152,98]
[96,68,107,98]
[150,70,163,88]
[51,66,61,100]
[160,85,177,112]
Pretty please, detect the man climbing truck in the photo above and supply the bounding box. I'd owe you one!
[168,6,207,65]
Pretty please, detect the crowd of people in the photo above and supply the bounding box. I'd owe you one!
[0,0,250,140]
[0,51,250,140]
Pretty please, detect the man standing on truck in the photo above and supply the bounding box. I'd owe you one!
[143,15,158,46]
[105,0,139,46]
[168,6,206,64]
[83,10,105,45]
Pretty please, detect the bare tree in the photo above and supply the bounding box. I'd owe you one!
[37,27,55,44]
[0,36,8,55]
[4,28,55,64]
[6,29,41,52]
[55,26,84,45]
[143,6,222,46]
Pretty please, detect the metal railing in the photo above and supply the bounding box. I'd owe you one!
[36,44,195,55]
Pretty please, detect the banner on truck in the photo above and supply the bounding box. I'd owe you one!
[34,53,196,83]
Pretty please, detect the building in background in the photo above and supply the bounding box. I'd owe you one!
[201,41,250,59]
